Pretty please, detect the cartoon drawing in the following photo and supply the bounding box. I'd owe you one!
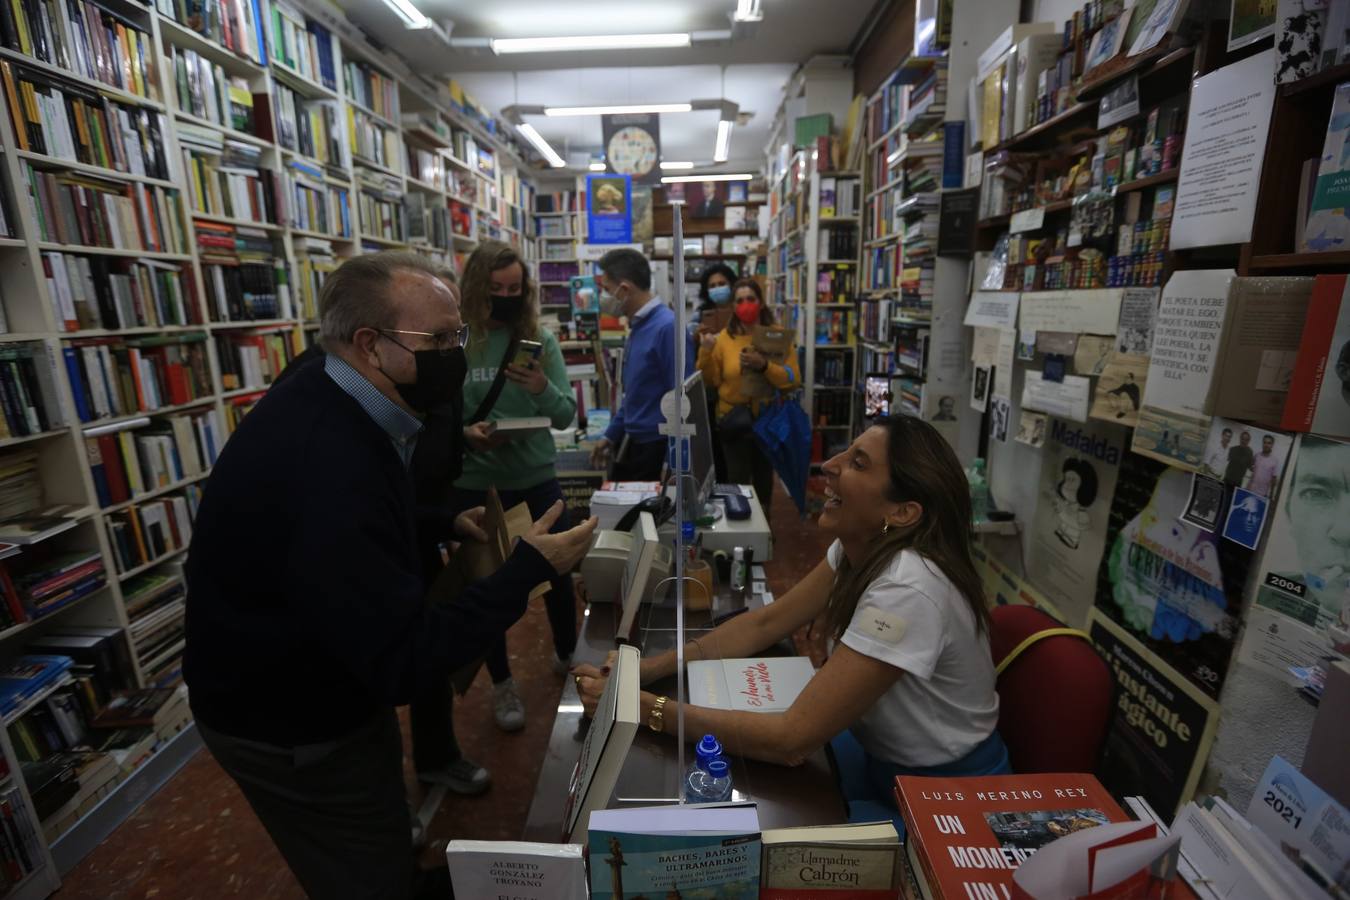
[1053,459,1098,550]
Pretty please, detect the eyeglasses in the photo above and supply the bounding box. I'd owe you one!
[379,327,469,353]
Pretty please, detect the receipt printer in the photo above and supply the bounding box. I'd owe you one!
[580,530,672,604]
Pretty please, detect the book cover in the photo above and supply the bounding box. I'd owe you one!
[588,804,761,900]
[895,772,1129,900]
[485,416,552,437]
[1303,82,1350,253]
[724,206,747,230]
[1281,274,1350,439]
[560,643,640,840]
[445,840,587,900]
[1211,277,1315,427]
[760,821,903,898]
[686,657,815,712]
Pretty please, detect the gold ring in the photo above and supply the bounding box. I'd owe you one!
[574,675,582,690]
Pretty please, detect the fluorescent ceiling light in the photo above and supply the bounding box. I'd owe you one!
[381,0,428,28]
[589,162,607,171]
[713,119,733,163]
[661,173,754,183]
[733,0,764,22]
[515,123,566,168]
[492,33,690,54]
[659,161,695,170]
[544,102,693,117]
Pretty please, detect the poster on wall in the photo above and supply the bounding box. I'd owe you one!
[972,543,1064,622]
[586,174,633,244]
[602,113,661,185]
[1088,610,1221,819]
[1092,452,1256,700]
[1026,419,1128,628]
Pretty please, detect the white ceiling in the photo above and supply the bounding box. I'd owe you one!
[334,0,880,172]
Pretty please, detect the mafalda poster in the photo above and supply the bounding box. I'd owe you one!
[1026,418,1128,628]
[1093,452,1255,700]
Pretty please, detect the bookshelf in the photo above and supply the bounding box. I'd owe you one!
[0,0,543,886]
[533,181,583,313]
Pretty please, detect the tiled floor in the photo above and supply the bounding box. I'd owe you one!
[54,482,831,898]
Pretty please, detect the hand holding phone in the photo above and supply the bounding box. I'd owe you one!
[512,340,543,370]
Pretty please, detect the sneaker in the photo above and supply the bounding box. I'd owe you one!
[419,757,491,796]
[552,652,573,676]
[410,817,427,849]
[493,678,525,732]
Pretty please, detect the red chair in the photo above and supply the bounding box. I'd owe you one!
[989,604,1114,774]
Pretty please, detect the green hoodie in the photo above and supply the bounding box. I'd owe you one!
[455,326,577,491]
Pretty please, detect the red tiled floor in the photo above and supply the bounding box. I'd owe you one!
[55,481,831,897]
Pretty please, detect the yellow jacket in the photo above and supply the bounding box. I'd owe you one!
[696,329,799,417]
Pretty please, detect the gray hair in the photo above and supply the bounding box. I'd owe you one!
[318,251,442,346]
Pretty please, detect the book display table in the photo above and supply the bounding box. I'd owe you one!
[522,593,846,841]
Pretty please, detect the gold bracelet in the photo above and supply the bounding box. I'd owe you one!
[648,695,668,734]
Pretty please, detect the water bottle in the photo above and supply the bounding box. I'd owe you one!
[693,734,723,769]
[685,758,733,803]
[967,458,990,524]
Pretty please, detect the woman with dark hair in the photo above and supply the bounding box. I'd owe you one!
[574,416,1007,832]
[454,240,579,732]
[696,278,797,511]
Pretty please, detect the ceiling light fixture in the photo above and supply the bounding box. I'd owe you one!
[661,173,753,183]
[733,0,764,22]
[381,0,429,29]
[491,33,691,54]
[515,123,567,168]
[544,102,693,117]
[713,119,734,162]
[659,161,695,170]
[589,162,607,172]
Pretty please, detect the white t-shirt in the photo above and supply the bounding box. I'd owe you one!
[826,540,999,767]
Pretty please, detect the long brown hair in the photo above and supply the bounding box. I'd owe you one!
[823,415,989,639]
[727,278,775,335]
[459,240,538,344]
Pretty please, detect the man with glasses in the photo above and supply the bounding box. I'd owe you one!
[185,251,597,898]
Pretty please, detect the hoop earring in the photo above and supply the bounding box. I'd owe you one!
[881,521,890,535]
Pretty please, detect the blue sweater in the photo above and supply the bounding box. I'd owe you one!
[184,359,554,746]
[605,301,693,444]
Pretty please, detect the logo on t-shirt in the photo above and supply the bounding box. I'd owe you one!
[858,606,907,644]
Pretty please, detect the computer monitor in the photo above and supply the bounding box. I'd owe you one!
[616,511,659,642]
[681,370,715,512]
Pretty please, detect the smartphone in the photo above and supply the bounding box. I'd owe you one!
[512,340,543,369]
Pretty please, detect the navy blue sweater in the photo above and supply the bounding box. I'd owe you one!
[184,358,554,746]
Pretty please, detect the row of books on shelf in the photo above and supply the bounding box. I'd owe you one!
[0,783,44,885]
[0,0,160,101]
[197,220,291,320]
[266,0,335,86]
[167,44,254,135]
[0,548,107,630]
[63,335,212,423]
[105,486,198,574]
[0,343,64,440]
[867,242,901,291]
[155,0,267,68]
[215,329,299,391]
[292,236,335,319]
[179,127,279,224]
[42,251,200,332]
[348,107,400,171]
[2,60,173,179]
[452,129,493,177]
[819,225,857,261]
[406,144,444,187]
[264,87,345,168]
[859,296,896,344]
[342,59,396,121]
[818,176,861,218]
[26,167,187,255]
[813,349,853,386]
[816,264,856,304]
[860,343,896,376]
[284,159,350,236]
[86,409,221,508]
[905,61,947,130]
[535,191,577,213]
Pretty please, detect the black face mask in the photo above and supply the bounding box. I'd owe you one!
[383,342,468,414]
[490,294,525,322]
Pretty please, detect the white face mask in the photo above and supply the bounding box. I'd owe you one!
[599,283,625,317]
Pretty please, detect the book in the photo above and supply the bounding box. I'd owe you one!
[445,840,586,900]
[894,772,1131,900]
[0,504,79,545]
[724,206,747,230]
[759,821,904,898]
[0,655,73,717]
[484,416,552,437]
[686,657,815,712]
[1011,820,1183,900]
[1280,274,1350,439]
[587,803,761,899]
[1210,277,1315,426]
[1302,82,1350,253]
[560,643,640,840]
[90,687,175,729]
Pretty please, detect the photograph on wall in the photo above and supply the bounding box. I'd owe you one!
[1130,406,1209,470]
[1199,417,1293,499]
[1222,488,1269,550]
[990,397,1011,442]
[1094,452,1255,700]
[1088,609,1221,819]
[1015,411,1048,447]
[1026,419,1128,628]
[1090,360,1147,427]
[930,394,959,422]
[685,181,728,220]
[1181,474,1226,532]
[1073,335,1114,376]
[1229,0,1277,50]
[1116,287,1160,355]
[971,365,991,413]
[1251,435,1350,635]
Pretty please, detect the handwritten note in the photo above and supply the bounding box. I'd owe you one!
[1020,288,1126,336]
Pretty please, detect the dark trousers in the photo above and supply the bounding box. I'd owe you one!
[451,479,577,683]
[720,424,775,516]
[198,709,417,899]
[409,684,461,774]
[612,436,667,482]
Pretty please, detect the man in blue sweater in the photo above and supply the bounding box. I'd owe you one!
[185,251,597,898]
[588,248,692,480]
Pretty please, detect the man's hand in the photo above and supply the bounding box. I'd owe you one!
[589,438,612,470]
[520,500,598,574]
[464,421,506,452]
[504,362,548,395]
[453,506,488,542]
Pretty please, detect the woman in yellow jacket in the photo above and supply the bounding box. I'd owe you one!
[696,278,797,513]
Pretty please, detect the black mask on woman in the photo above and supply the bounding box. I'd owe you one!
[490,294,526,322]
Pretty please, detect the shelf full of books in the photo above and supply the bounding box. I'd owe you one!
[0,0,546,884]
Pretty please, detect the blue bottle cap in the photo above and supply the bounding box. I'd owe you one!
[697,734,722,757]
[682,521,696,542]
[706,758,730,777]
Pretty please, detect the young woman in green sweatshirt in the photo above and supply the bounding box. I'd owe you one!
[453,240,579,731]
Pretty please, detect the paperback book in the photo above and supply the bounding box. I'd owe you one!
[686,657,814,712]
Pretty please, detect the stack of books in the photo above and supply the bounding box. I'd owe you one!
[14,550,106,619]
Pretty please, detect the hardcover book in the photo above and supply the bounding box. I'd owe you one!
[1210,277,1315,427]
[445,840,587,900]
[894,772,1130,900]
[588,803,761,900]
[560,643,640,840]
[1302,82,1350,253]
[759,820,903,898]
[687,657,815,712]
[1281,274,1350,439]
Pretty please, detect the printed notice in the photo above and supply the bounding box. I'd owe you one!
[1140,270,1235,417]
[1020,289,1126,336]
[963,291,1020,330]
[1170,49,1277,249]
[1022,371,1091,422]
